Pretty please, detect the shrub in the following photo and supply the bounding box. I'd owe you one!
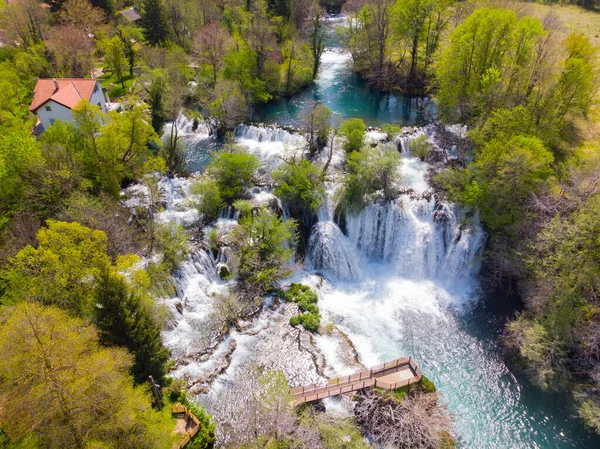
[272,159,325,219]
[191,178,224,222]
[409,135,431,161]
[337,145,402,213]
[420,375,437,393]
[283,284,320,333]
[177,393,216,449]
[206,146,260,202]
[339,118,366,152]
[232,208,297,294]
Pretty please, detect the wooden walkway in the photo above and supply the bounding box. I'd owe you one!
[290,357,423,405]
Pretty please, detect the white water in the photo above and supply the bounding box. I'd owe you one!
[151,121,599,448]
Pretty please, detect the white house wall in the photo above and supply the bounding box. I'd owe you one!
[90,82,108,112]
[36,100,74,130]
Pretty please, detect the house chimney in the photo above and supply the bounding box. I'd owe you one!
[53,79,59,93]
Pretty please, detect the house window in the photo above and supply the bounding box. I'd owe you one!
[45,105,52,112]
[93,83,99,93]
[49,119,55,125]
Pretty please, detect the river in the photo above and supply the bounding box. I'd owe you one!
[157,16,600,449]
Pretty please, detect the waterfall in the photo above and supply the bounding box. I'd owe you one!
[344,199,484,281]
[307,222,362,281]
[235,124,305,146]
[234,124,307,172]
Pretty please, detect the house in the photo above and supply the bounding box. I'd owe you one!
[29,78,108,131]
[119,7,141,23]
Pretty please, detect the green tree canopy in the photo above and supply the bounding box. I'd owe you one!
[94,271,171,384]
[140,0,171,47]
[1,220,111,316]
[232,207,297,295]
[339,118,366,153]
[206,146,260,203]
[272,157,325,221]
[0,302,172,449]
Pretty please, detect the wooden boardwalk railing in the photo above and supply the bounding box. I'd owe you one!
[290,357,423,405]
[172,404,202,449]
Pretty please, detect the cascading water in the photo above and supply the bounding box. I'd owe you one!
[156,121,600,448]
[153,13,600,449]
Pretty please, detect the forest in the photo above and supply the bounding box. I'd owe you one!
[1,0,600,448]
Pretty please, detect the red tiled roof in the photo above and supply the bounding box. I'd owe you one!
[29,78,99,112]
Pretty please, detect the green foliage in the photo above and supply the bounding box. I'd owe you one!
[578,399,600,435]
[0,302,173,449]
[94,271,171,385]
[307,414,370,449]
[303,103,332,154]
[435,8,545,122]
[338,145,402,214]
[175,394,216,449]
[140,0,171,46]
[99,36,127,88]
[232,208,297,293]
[153,222,190,273]
[409,135,431,161]
[206,147,260,203]
[209,79,249,132]
[1,220,111,316]
[339,118,366,153]
[437,134,554,233]
[0,125,43,227]
[283,283,320,333]
[420,375,437,393]
[272,158,325,219]
[381,124,402,140]
[289,312,320,332]
[505,316,564,389]
[191,178,224,222]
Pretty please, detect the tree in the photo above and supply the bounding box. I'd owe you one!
[454,136,554,232]
[0,125,42,228]
[244,4,275,75]
[354,387,452,449]
[232,207,297,295]
[435,8,544,122]
[338,145,402,213]
[94,271,171,384]
[0,0,48,47]
[0,61,35,127]
[47,24,95,77]
[0,302,172,449]
[308,1,326,80]
[100,36,127,88]
[194,23,232,84]
[96,103,158,189]
[272,157,325,222]
[140,0,171,47]
[191,178,224,222]
[206,146,260,202]
[209,79,250,133]
[58,0,106,34]
[141,68,170,134]
[1,220,111,315]
[339,118,366,152]
[394,0,451,92]
[302,103,332,156]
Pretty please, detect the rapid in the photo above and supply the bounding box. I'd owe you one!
[151,15,600,449]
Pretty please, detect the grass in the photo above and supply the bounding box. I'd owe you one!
[389,375,437,402]
[99,71,135,101]
[517,2,600,47]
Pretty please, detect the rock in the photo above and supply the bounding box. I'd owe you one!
[175,302,183,314]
